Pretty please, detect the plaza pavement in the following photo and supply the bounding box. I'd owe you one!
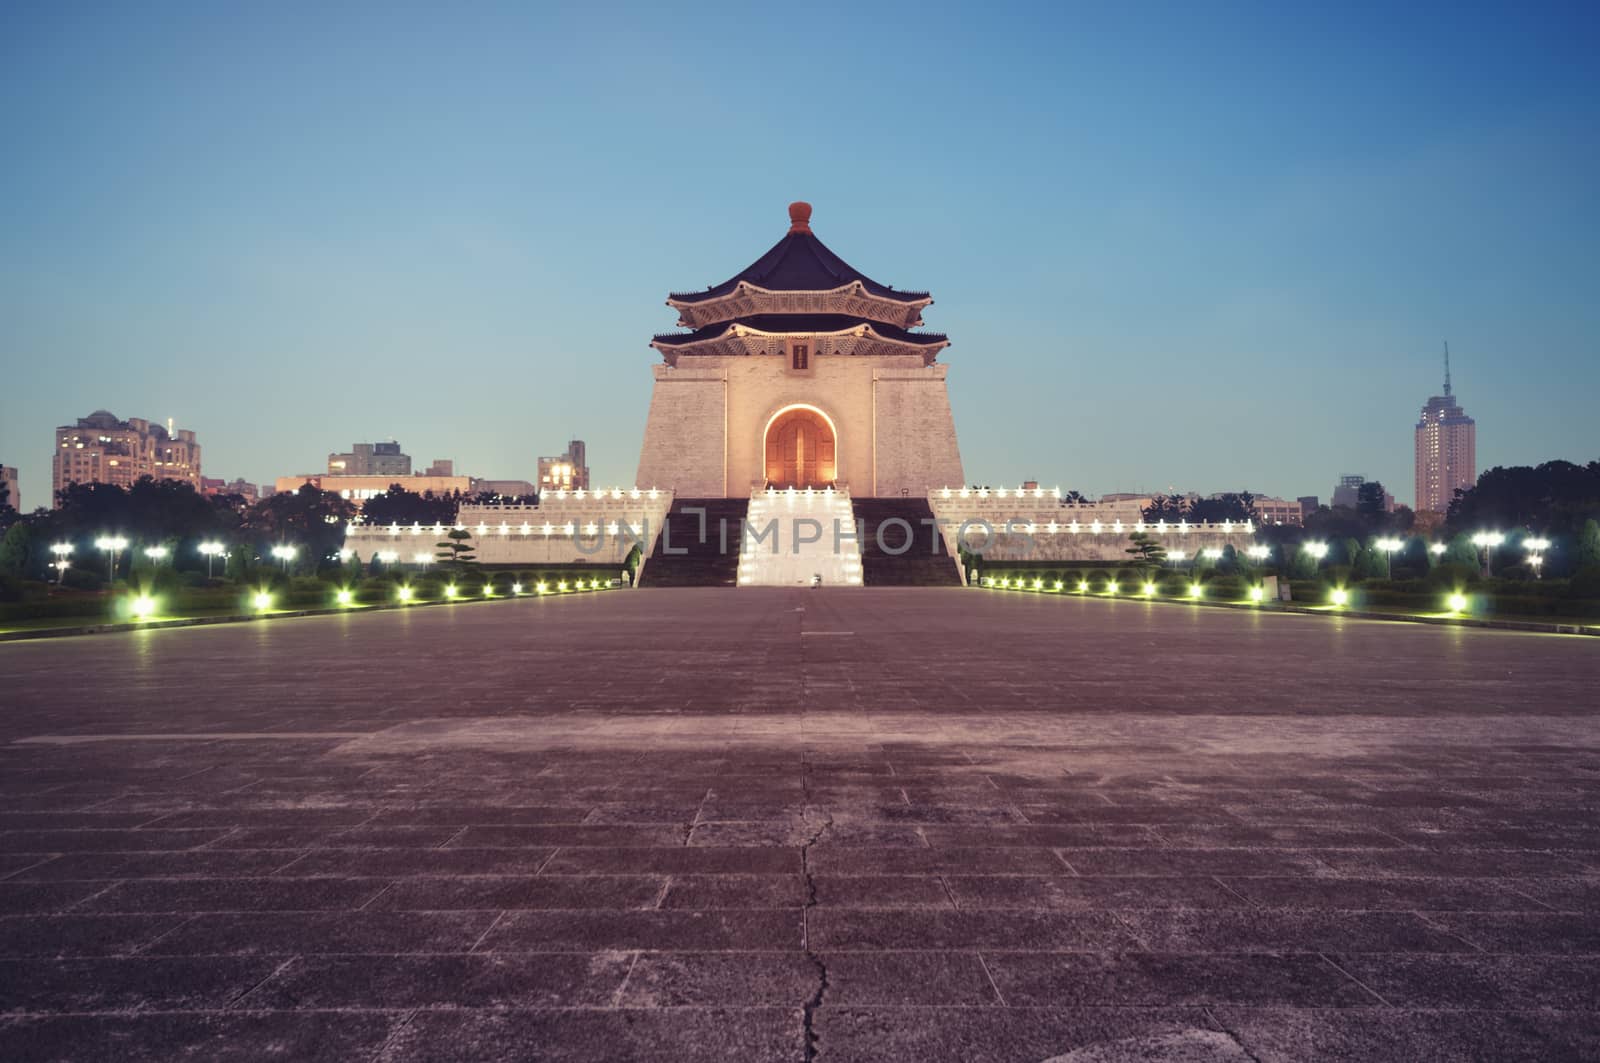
[0,587,1597,1061]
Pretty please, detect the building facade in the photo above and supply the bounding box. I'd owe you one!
[1,463,18,512]
[1414,360,1476,515]
[276,473,472,504]
[1248,496,1303,526]
[202,477,260,503]
[636,203,964,497]
[538,441,589,493]
[53,410,201,502]
[329,441,411,477]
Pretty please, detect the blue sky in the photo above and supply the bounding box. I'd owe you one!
[3,1,1597,511]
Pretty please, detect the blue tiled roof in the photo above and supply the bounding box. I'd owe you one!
[652,314,948,348]
[669,232,929,305]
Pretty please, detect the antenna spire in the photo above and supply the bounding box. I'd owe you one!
[1443,341,1452,397]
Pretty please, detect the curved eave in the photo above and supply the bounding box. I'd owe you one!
[650,321,950,368]
[666,280,933,330]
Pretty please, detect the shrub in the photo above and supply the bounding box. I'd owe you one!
[1204,574,1244,599]
[60,568,103,592]
[1568,566,1600,601]
[1426,562,1478,589]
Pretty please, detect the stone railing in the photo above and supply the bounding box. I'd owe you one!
[926,489,1257,564]
[343,488,674,568]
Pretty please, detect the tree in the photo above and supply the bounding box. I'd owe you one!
[435,528,477,574]
[1442,533,1478,569]
[1189,494,1256,524]
[1288,549,1318,580]
[1357,481,1389,520]
[1353,542,1388,581]
[1062,491,1088,506]
[1578,519,1600,570]
[0,521,33,577]
[0,475,16,529]
[1142,495,1188,522]
[1125,531,1167,571]
[361,485,457,527]
[241,484,356,572]
[1447,460,1600,537]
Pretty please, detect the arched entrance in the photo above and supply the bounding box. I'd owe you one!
[764,405,837,489]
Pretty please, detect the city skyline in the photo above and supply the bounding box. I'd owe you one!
[3,4,1598,506]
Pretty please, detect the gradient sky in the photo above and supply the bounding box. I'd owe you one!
[3,1,1598,512]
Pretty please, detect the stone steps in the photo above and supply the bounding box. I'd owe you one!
[852,498,964,587]
[639,499,749,587]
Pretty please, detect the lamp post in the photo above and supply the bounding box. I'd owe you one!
[1524,537,1551,580]
[1303,541,1329,568]
[50,543,73,585]
[94,536,128,583]
[270,544,297,573]
[1247,544,1270,563]
[143,545,169,565]
[1471,532,1504,578]
[199,541,225,579]
[1374,537,1404,580]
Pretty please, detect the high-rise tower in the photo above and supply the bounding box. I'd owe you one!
[1413,344,1476,515]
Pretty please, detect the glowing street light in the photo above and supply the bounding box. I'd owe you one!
[252,591,272,612]
[143,545,169,563]
[397,586,414,603]
[130,595,156,620]
[1446,592,1468,614]
[50,542,73,584]
[1202,548,1223,562]
[1302,542,1329,561]
[199,541,225,579]
[1142,581,1156,597]
[95,536,129,582]
[1471,531,1504,577]
[1330,588,1349,607]
[270,544,297,572]
[335,588,354,606]
[1374,537,1404,579]
[1248,585,1265,603]
[1188,583,1203,599]
[1524,537,1551,580]
[1429,543,1447,557]
[512,583,524,595]
[1246,545,1270,561]
[445,584,458,599]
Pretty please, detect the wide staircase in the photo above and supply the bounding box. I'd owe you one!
[639,498,748,587]
[739,487,862,587]
[852,497,964,586]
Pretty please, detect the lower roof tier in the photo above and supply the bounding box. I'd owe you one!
[650,314,950,367]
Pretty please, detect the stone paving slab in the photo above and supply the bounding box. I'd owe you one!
[1,587,1598,1060]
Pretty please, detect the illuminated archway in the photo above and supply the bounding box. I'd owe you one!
[762,403,838,489]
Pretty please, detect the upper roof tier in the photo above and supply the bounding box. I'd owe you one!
[667,203,933,330]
